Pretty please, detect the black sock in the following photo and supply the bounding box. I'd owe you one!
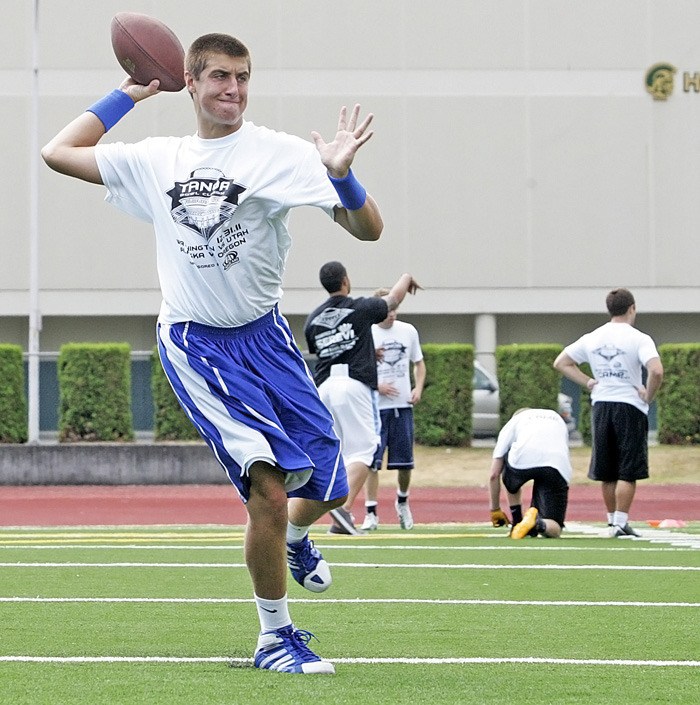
[510,505,523,525]
[367,505,377,516]
[396,495,408,504]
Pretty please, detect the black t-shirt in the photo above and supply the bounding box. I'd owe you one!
[304,294,389,389]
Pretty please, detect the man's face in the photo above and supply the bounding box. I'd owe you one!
[379,308,397,328]
[186,53,250,134]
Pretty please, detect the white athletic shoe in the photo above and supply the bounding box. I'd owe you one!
[395,500,414,530]
[609,523,641,538]
[361,513,379,531]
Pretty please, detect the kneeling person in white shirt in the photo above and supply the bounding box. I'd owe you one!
[488,408,572,539]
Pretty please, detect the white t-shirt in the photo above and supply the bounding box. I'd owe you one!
[95,121,339,327]
[564,321,660,414]
[372,320,424,410]
[492,408,572,484]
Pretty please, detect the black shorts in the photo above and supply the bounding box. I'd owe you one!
[372,407,414,470]
[502,461,569,528]
[589,401,649,482]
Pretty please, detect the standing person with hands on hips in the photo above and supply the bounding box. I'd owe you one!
[553,288,663,538]
[42,32,384,675]
[362,288,426,531]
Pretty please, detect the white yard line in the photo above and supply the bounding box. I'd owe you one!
[0,655,697,667]
[0,543,697,552]
[0,561,697,570]
[0,596,697,607]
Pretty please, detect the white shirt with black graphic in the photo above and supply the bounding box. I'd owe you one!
[95,121,339,327]
[372,320,423,410]
[564,321,659,414]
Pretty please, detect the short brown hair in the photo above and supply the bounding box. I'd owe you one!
[186,34,251,79]
[606,288,635,317]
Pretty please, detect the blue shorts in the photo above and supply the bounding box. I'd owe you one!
[372,407,415,470]
[156,308,348,504]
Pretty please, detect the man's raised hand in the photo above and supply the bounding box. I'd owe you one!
[312,104,375,178]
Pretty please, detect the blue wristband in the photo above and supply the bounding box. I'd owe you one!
[86,89,135,132]
[328,169,367,210]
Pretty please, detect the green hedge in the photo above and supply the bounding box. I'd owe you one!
[57,343,134,442]
[496,344,564,426]
[414,344,473,446]
[151,348,200,441]
[657,343,700,444]
[0,344,28,443]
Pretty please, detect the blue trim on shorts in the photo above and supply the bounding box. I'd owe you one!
[156,310,348,504]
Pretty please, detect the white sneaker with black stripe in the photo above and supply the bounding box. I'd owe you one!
[609,523,641,538]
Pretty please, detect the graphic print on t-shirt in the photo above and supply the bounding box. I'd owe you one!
[378,338,408,368]
[167,168,247,243]
[308,308,358,360]
[592,344,630,381]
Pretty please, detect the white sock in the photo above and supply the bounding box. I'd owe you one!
[365,501,378,510]
[397,490,410,499]
[613,511,629,527]
[286,522,309,544]
[607,512,615,525]
[255,594,292,632]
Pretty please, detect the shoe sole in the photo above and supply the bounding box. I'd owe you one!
[254,656,336,674]
[511,508,538,540]
[609,524,641,538]
[329,508,361,535]
[302,559,331,593]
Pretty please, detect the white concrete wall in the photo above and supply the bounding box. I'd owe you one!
[2,0,699,348]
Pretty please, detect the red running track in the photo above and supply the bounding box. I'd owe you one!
[0,484,698,527]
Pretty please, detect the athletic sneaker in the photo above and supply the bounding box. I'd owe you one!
[395,500,414,530]
[361,513,379,531]
[620,523,641,537]
[254,625,335,674]
[329,507,361,535]
[508,525,537,538]
[286,536,331,592]
[609,523,641,538]
[511,507,539,540]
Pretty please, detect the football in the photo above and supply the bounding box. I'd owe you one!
[110,12,185,92]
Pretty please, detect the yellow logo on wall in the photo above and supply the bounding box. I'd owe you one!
[645,63,677,101]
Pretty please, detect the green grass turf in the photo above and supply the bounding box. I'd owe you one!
[0,524,698,704]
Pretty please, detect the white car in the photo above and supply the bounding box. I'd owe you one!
[473,360,575,437]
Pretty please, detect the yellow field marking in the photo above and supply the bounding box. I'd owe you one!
[318,532,494,540]
[0,532,246,545]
